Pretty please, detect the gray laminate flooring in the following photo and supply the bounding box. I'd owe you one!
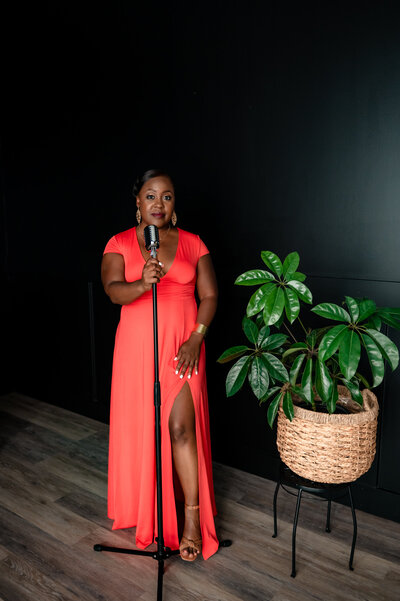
[0,392,398,601]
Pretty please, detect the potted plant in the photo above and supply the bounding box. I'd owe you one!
[218,250,400,483]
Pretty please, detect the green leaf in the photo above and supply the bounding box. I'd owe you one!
[217,345,251,364]
[290,354,305,386]
[339,329,361,380]
[262,333,288,351]
[326,383,338,414]
[357,299,377,322]
[261,251,283,277]
[284,287,300,324]
[356,371,371,389]
[378,311,400,331]
[318,324,348,361]
[287,280,313,304]
[282,342,308,359]
[262,353,289,382]
[242,316,259,344]
[267,392,282,428]
[345,296,359,322]
[291,385,310,404]
[291,272,306,282]
[263,286,285,326]
[257,325,270,346]
[248,355,270,399]
[282,252,300,280]
[246,283,275,317]
[361,334,385,387]
[225,356,251,397]
[341,378,363,405]
[366,315,382,331]
[365,329,399,371]
[301,357,313,404]
[311,303,351,323]
[259,386,281,404]
[255,312,265,328]
[235,269,275,286]
[282,391,295,421]
[315,359,333,403]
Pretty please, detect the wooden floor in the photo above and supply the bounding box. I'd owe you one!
[0,393,399,601]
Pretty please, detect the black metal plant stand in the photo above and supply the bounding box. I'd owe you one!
[272,462,357,578]
[94,228,231,601]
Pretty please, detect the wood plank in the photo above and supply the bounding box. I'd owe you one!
[37,453,107,498]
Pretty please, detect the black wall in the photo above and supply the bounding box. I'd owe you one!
[2,1,400,521]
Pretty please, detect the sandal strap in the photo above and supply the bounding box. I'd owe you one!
[180,536,202,548]
[185,504,200,510]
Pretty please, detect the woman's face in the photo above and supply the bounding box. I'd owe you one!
[136,176,175,228]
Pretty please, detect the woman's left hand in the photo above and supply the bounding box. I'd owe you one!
[174,334,203,379]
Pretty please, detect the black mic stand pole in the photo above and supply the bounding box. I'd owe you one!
[94,237,231,601]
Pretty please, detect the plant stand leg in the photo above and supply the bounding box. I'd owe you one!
[291,489,302,578]
[325,498,332,533]
[348,486,357,571]
[272,480,280,538]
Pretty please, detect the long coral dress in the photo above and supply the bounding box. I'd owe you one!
[103,226,218,560]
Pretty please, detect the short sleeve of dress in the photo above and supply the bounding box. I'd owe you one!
[198,235,209,259]
[104,235,123,256]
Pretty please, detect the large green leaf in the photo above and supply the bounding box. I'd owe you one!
[282,252,300,280]
[242,316,259,344]
[301,357,313,404]
[357,299,377,322]
[318,324,348,361]
[365,329,399,371]
[282,391,295,421]
[261,251,283,277]
[262,353,289,382]
[284,287,300,324]
[367,315,382,331]
[225,356,251,397]
[263,286,285,326]
[378,310,400,331]
[312,303,351,323]
[262,333,288,351]
[217,345,251,364]
[246,283,275,317]
[248,355,270,399]
[259,386,281,404]
[235,269,275,286]
[341,377,363,405]
[339,329,361,380]
[267,392,283,428]
[361,334,385,387]
[287,280,313,304]
[315,359,333,403]
[291,272,306,282]
[345,296,359,322]
[290,354,305,386]
[326,383,338,414]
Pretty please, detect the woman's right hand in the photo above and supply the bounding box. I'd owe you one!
[141,257,165,291]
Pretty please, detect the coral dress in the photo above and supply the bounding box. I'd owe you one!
[103,226,218,560]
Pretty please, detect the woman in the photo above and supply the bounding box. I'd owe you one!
[101,169,219,561]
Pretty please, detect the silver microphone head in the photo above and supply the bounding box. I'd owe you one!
[144,225,160,251]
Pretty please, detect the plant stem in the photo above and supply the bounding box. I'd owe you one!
[283,322,298,343]
[298,316,308,336]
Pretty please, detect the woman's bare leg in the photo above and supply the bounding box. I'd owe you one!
[169,382,201,559]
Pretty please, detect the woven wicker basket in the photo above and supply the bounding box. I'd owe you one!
[276,386,379,483]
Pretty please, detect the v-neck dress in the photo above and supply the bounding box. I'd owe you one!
[103,227,218,559]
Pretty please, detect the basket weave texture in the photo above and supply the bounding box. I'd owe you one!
[276,387,379,483]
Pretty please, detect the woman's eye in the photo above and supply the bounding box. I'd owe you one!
[146,194,155,200]
[163,195,172,201]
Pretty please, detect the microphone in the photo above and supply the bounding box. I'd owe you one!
[144,225,160,258]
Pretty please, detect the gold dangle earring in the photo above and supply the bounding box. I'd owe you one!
[171,211,177,226]
[136,206,142,224]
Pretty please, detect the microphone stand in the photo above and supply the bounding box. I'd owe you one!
[94,237,231,601]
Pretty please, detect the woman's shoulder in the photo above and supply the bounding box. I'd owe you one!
[177,228,203,243]
[113,226,136,243]
[178,228,209,258]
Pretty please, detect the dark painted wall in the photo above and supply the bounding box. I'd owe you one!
[2,1,400,521]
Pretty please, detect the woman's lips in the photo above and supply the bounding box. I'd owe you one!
[151,213,164,218]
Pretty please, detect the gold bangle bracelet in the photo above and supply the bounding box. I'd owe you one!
[193,323,208,336]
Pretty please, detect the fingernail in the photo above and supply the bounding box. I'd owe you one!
[188,375,191,379]
[175,370,179,375]
[195,370,198,375]
[180,374,183,379]
[174,357,178,361]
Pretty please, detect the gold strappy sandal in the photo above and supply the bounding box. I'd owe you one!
[179,504,202,562]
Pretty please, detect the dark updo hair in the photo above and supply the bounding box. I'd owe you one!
[132,169,174,197]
